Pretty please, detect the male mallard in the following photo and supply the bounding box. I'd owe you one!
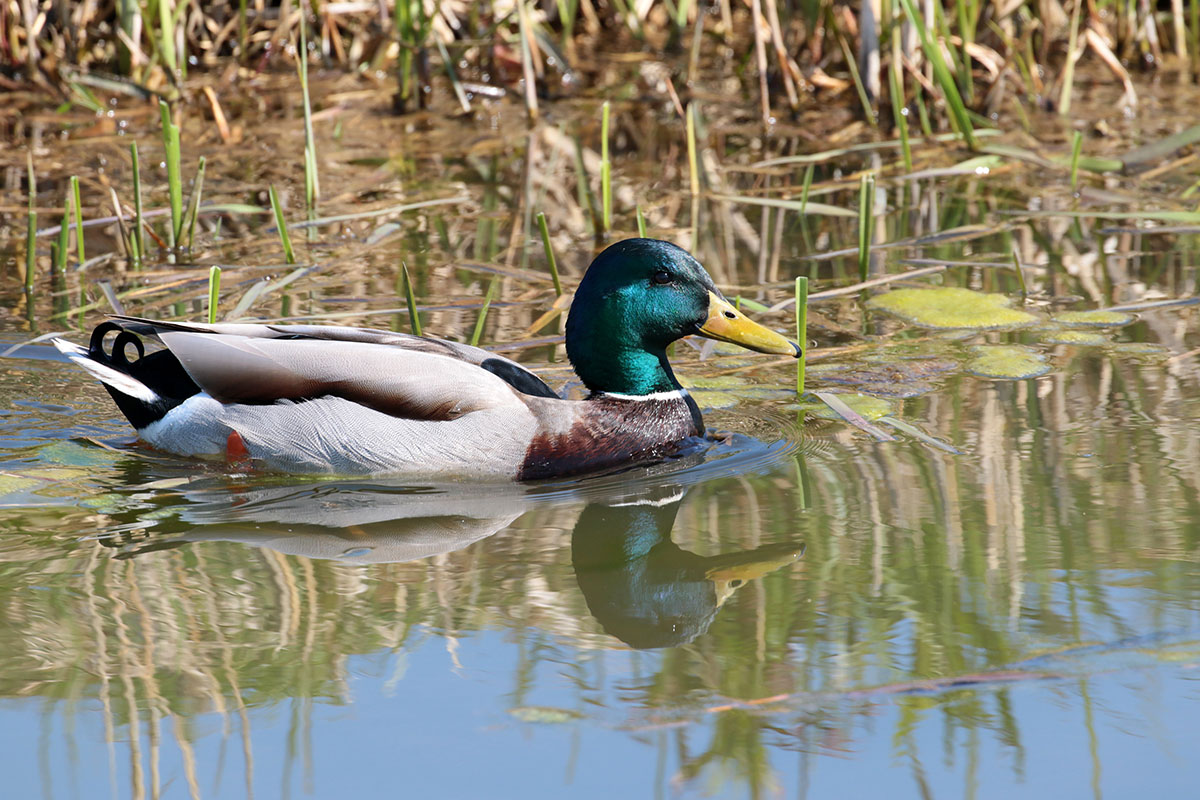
[54,238,800,479]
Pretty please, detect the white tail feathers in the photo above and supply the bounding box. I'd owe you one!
[51,338,86,357]
[53,338,160,405]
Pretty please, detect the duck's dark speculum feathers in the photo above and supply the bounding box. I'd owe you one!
[479,358,558,398]
[88,322,200,429]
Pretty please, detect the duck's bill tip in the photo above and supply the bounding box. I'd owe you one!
[697,292,802,357]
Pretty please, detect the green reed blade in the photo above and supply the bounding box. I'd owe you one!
[570,133,596,233]
[1058,0,1082,117]
[799,164,814,215]
[470,278,498,347]
[238,0,248,59]
[913,82,933,137]
[795,276,808,395]
[1192,0,1199,68]
[830,6,876,127]
[130,142,146,263]
[1011,251,1028,299]
[435,35,471,113]
[69,175,85,264]
[1069,130,1083,191]
[268,185,296,264]
[889,35,913,172]
[857,173,875,281]
[674,0,692,29]
[897,0,975,149]
[953,0,974,102]
[108,186,134,263]
[556,0,578,50]
[25,153,36,293]
[401,261,422,336]
[298,12,320,240]
[636,206,647,238]
[207,265,221,324]
[600,100,612,232]
[158,0,177,74]
[55,196,69,273]
[536,212,563,296]
[184,156,206,251]
[686,102,699,197]
[517,0,539,121]
[159,100,182,246]
[735,296,769,313]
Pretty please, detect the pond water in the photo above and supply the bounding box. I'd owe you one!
[2,67,1199,798]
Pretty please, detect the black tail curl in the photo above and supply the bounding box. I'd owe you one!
[90,321,144,365]
[87,322,200,430]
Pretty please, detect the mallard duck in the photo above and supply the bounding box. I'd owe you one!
[54,238,800,479]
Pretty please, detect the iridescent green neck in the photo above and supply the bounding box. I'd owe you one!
[567,334,681,396]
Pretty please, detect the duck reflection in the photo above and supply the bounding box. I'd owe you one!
[116,478,802,648]
[122,484,531,563]
[570,490,803,648]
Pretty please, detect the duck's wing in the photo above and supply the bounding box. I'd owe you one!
[106,316,558,417]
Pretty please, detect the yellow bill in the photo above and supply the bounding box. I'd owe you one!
[705,542,805,605]
[697,291,801,357]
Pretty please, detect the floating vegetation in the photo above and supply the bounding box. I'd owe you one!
[0,474,41,497]
[806,358,957,398]
[868,287,1037,330]
[789,393,894,421]
[680,375,793,410]
[508,706,582,725]
[1051,310,1136,328]
[965,345,1051,380]
[1104,342,1171,359]
[1040,330,1109,346]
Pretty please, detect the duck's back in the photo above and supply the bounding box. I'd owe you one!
[58,317,555,478]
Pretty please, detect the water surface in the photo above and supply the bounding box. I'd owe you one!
[2,68,1200,799]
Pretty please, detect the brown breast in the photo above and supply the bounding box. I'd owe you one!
[517,393,703,481]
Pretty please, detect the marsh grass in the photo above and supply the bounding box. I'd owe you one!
[24,154,36,293]
[470,278,499,346]
[600,101,612,233]
[686,102,699,198]
[394,0,433,113]
[888,36,913,173]
[298,14,320,241]
[897,0,977,149]
[183,157,206,251]
[53,196,69,273]
[517,0,539,121]
[795,277,808,395]
[536,212,563,296]
[69,176,84,264]
[11,1,1197,143]
[857,173,876,282]
[130,143,146,263]
[1011,251,1028,299]
[159,101,183,249]
[401,262,423,335]
[268,186,296,264]
[1069,131,1084,190]
[1059,1,1083,117]
[207,266,221,323]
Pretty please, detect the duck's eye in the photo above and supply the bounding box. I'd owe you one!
[652,270,672,285]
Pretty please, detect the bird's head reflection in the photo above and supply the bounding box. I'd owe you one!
[571,490,803,649]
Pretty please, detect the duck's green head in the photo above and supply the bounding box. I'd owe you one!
[566,239,800,395]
